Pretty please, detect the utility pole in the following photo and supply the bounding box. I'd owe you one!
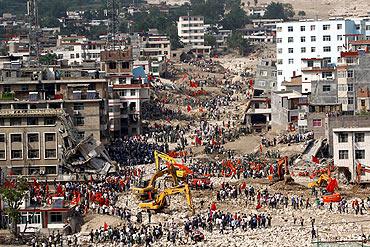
[27,0,40,65]
[106,0,118,50]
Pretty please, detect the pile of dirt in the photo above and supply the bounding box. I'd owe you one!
[270,180,308,191]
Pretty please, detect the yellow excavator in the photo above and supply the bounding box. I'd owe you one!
[139,183,194,213]
[308,173,330,188]
[154,150,192,179]
[132,164,180,200]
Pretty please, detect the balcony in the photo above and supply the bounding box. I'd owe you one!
[0,92,15,100]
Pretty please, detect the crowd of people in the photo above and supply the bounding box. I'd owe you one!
[107,137,166,166]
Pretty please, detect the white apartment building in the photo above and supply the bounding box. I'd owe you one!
[177,16,211,55]
[276,18,370,90]
[141,34,171,61]
[333,127,370,183]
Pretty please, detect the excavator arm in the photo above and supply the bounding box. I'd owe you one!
[139,184,194,213]
[154,150,192,178]
[132,166,179,195]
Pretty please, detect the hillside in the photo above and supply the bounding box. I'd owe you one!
[146,0,370,18]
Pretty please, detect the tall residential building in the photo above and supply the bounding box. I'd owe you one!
[100,49,150,138]
[276,17,370,89]
[177,16,211,55]
[0,61,110,176]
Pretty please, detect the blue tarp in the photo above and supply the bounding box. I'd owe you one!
[132,66,148,83]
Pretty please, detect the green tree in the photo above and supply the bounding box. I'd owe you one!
[40,53,58,65]
[204,34,217,47]
[298,10,306,16]
[221,6,249,30]
[0,177,29,237]
[264,2,295,20]
[227,31,251,56]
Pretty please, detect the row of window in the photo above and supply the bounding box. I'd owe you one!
[118,89,137,97]
[281,23,346,32]
[339,150,365,160]
[338,132,365,143]
[0,117,56,127]
[283,46,332,54]
[0,148,57,160]
[0,133,56,143]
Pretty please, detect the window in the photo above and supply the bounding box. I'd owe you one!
[337,35,343,41]
[355,24,360,30]
[355,133,365,142]
[347,70,354,78]
[277,38,282,43]
[288,37,294,43]
[278,48,282,53]
[0,134,5,142]
[50,212,63,223]
[310,25,315,31]
[311,36,316,42]
[338,133,348,143]
[361,100,366,107]
[11,150,22,159]
[339,150,349,159]
[347,84,353,92]
[300,26,305,31]
[44,117,56,125]
[312,119,322,127]
[45,166,57,175]
[78,131,85,139]
[73,103,84,110]
[21,85,29,91]
[75,117,84,126]
[301,47,306,53]
[288,59,294,64]
[311,47,316,52]
[323,46,331,52]
[45,149,57,159]
[323,85,331,92]
[366,25,370,31]
[288,26,293,32]
[301,36,306,42]
[277,59,283,64]
[278,70,283,75]
[27,117,38,125]
[337,24,342,29]
[277,27,282,32]
[11,134,22,142]
[348,97,354,105]
[323,35,331,41]
[45,133,56,142]
[28,133,39,143]
[0,150,5,159]
[337,46,342,52]
[355,150,365,159]
[70,54,75,59]
[130,89,136,96]
[288,48,294,53]
[28,149,39,159]
[323,24,330,30]
[10,118,22,126]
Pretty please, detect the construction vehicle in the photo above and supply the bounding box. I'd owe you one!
[132,164,180,200]
[268,156,294,184]
[138,184,194,213]
[154,150,192,179]
[308,173,330,188]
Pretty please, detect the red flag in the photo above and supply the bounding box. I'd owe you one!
[259,144,263,153]
[210,202,217,211]
[187,104,192,112]
[104,222,108,231]
[312,156,320,164]
[195,136,202,145]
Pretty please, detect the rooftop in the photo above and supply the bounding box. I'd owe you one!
[333,127,370,132]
